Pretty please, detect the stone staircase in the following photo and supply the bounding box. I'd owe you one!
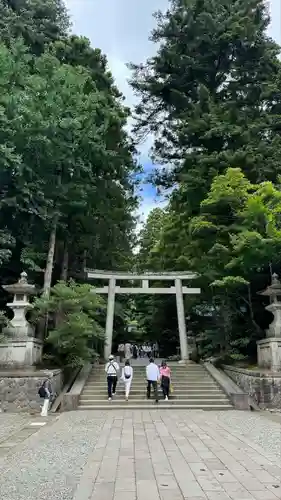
[78,362,233,410]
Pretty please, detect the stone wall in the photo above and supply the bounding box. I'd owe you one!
[224,365,281,409]
[0,369,63,412]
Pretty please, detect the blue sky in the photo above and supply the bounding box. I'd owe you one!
[65,0,281,226]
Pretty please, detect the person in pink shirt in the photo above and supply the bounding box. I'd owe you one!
[160,360,171,401]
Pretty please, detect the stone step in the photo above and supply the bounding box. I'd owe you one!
[78,403,233,410]
[88,372,212,376]
[79,364,232,411]
[94,368,207,374]
[121,368,206,373]
[82,387,222,393]
[84,382,218,389]
[79,398,230,406]
[82,391,222,399]
[80,393,229,401]
[86,378,215,385]
[90,367,207,372]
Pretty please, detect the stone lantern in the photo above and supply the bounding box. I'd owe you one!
[257,273,281,371]
[0,272,43,367]
[3,271,36,337]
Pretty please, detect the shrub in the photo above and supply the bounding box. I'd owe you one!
[33,280,105,368]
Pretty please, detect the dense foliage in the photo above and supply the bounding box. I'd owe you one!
[33,281,105,367]
[133,0,281,362]
[0,0,138,357]
[2,0,281,365]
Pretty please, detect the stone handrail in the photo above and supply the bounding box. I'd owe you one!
[61,363,93,411]
[204,362,259,410]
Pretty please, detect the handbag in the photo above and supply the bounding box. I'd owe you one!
[124,367,131,379]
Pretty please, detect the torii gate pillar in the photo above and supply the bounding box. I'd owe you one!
[104,278,116,359]
[175,278,188,361]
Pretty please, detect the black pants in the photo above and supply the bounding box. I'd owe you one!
[161,376,170,398]
[147,380,158,402]
[107,375,117,398]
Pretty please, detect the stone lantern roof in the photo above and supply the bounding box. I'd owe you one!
[259,273,281,299]
[3,272,37,297]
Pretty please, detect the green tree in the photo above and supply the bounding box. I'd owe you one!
[131,0,281,361]
[33,281,105,367]
[0,0,68,54]
[0,1,139,355]
[130,0,281,213]
[154,168,281,359]
[0,40,138,294]
[134,207,179,354]
[53,35,118,98]
[0,1,138,295]
[137,207,166,269]
[0,230,15,266]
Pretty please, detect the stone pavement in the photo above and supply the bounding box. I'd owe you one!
[0,410,280,500]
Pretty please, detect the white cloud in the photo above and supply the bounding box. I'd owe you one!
[65,0,168,164]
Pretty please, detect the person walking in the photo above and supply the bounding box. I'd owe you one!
[153,341,159,358]
[121,359,133,401]
[160,360,171,401]
[143,343,150,358]
[118,343,125,362]
[132,344,138,359]
[146,358,160,403]
[124,342,132,360]
[156,341,159,358]
[38,372,54,417]
[105,354,120,401]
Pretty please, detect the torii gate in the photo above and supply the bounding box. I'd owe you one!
[86,269,201,361]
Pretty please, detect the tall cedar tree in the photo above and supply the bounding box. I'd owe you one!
[130,0,281,215]
[133,0,281,358]
[0,0,69,54]
[0,0,138,290]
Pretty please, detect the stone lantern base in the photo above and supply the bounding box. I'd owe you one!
[257,337,281,372]
[0,338,43,368]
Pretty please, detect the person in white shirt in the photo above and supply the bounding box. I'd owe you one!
[105,355,120,401]
[124,342,131,360]
[121,359,133,401]
[146,358,160,403]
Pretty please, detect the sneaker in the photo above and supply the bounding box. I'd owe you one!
[108,397,112,401]
[112,393,116,396]
[165,396,168,401]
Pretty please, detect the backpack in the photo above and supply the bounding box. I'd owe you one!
[124,367,131,379]
[38,380,47,398]
[107,361,117,375]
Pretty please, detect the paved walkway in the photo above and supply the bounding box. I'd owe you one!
[0,410,280,500]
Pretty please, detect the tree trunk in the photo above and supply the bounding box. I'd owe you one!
[82,249,87,273]
[38,218,58,340]
[43,219,58,297]
[60,240,69,281]
[247,285,263,335]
